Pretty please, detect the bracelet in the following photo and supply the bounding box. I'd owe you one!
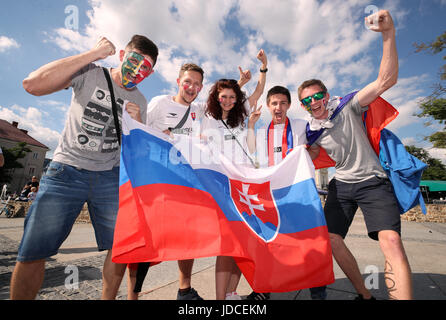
[260,68,268,73]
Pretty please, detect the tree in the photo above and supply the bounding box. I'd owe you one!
[414,31,446,149]
[406,145,446,180]
[0,142,32,183]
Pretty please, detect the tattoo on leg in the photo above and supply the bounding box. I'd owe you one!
[384,261,397,300]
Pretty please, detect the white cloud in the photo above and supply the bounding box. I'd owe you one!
[402,136,417,146]
[45,0,399,94]
[36,99,70,113]
[383,75,429,131]
[429,148,446,165]
[48,0,240,75]
[0,36,19,52]
[40,0,425,153]
[0,105,61,155]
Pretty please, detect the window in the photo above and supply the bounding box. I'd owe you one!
[29,167,35,175]
[33,153,38,159]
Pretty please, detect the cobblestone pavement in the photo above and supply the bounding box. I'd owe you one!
[2,212,446,301]
[0,234,124,300]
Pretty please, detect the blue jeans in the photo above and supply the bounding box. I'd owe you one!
[17,161,120,262]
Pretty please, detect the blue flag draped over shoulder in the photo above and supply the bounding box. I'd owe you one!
[306,93,427,214]
[378,129,427,214]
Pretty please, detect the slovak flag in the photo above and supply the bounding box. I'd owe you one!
[112,112,334,292]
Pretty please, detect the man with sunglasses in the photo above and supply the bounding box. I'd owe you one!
[11,35,159,300]
[299,10,412,300]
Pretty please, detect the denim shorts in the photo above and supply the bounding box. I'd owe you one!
[324,176,401,241]
[17,161,120,262]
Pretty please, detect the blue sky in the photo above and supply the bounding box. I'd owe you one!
[0,0,445,163]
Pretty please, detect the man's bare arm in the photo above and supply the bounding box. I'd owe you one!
[357,10,398,107]
[23,37,116,96]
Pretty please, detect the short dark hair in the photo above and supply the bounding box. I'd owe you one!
[179,63,204,81]
[267,86,291,105]
[298,79,328,100]
[126,35,159,66]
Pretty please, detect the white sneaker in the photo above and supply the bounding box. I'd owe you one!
[225,292,242,300]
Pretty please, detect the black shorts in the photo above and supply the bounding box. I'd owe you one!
[324,176,401,241]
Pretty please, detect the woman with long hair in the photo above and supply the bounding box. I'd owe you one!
[201,49,267,300]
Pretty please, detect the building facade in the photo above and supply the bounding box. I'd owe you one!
[0,120,49,194]
[315,168,329,190]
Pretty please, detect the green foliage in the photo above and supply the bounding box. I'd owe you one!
[0,142,32,183]
[428,131,446,149]
[406,145,446,180]
[414,31,446,79]
[414,31,446,149]
[418,98,446,123]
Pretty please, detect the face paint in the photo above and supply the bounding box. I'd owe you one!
[219,98,235,107]
[121,51,153,89]
[183,82,201,95]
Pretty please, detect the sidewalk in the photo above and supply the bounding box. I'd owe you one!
[1,212,445,300]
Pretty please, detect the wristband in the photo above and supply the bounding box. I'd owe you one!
[260,68,268,73]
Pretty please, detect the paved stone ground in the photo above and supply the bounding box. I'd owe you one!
[0,234,113,300]
[2,211,446,301]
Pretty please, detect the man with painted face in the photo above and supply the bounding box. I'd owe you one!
[10,35,158,300]
[121,51,154,89]
[299,10,413,300]
[146,63,206,139]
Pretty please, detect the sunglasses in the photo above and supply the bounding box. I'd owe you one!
[300,91,326,107]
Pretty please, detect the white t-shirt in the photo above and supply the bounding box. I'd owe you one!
[146,95,205,137]
[200,101,252,165]
[256,118,308,167]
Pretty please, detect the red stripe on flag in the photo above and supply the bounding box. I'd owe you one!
[112,182,334,292]
[232,224,334,292]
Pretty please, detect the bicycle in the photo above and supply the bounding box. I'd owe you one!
[0,196,15,218]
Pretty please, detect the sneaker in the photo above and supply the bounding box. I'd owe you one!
[177,287,204,300]
[354,294,376,300]
[310,286,327,300]
[225,292,242,300]
[246,291,270,300]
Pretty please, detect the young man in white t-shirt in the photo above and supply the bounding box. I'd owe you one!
[138,64,252,300]
[143,63,205,300]
[246,85,322,300]
[146,63,206,138]
[247,86,318,167]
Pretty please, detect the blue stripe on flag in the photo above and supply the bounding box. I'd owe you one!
[274,179,326,234]
[121,127,326,235]
[121,128,206,191]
